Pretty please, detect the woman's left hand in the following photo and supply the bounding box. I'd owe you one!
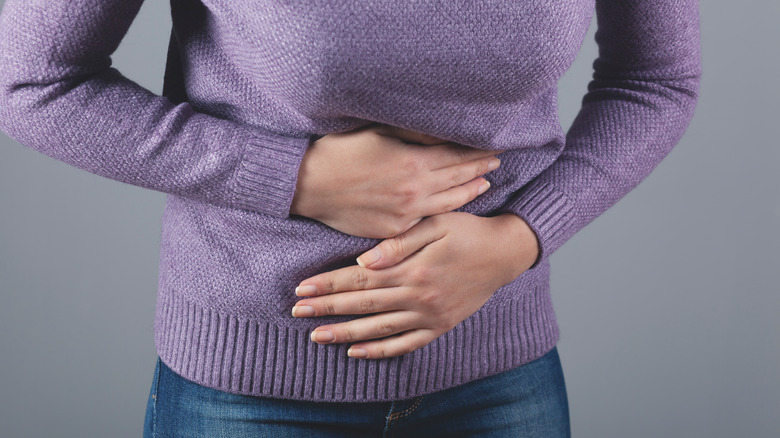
[291,211,540,359]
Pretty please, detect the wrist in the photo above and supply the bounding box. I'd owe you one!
[493,213,540,272]
[290,144,323,219]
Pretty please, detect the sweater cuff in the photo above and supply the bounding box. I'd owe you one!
[233,129,311,218]
[497,180,575,269]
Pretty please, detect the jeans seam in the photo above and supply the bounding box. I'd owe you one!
[151,358,162,438]
[384,396,425,437]
[387,395,424,422]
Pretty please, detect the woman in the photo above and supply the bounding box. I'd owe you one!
[0,0,701,436]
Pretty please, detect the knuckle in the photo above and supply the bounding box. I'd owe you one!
[449,167,466,186]
[407,266,430,284]
[324,276,337,294]
[343,327,357,342]
[390,203,412,221]
[358,297,378,314]
[323,302,337,316]
[452,147,468,163]
[417,288,443,309]
[383,224,404,239]
[376,321,396,337]
[386,234,406,256]
[350,268,371,290]
[399,182,422,202]
[403,153,426,174]
[416,293,435,309]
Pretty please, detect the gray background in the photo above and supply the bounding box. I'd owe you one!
[1,0,777,436]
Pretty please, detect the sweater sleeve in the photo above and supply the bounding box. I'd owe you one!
[0,0,309,218]
[497,0,702,268]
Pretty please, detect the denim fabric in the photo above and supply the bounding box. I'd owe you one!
[143,347,569,437]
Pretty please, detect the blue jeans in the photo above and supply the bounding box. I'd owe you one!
[143,347,569,437]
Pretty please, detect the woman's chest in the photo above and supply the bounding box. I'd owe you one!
[188,0,595,116]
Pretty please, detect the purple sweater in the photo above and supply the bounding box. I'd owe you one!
[0,0,700,402]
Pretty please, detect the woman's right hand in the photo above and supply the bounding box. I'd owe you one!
[290,123,503,239]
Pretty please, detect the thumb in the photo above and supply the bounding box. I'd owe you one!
[356,217,445,269]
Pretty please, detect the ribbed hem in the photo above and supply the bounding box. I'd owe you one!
[233,129,311,218]
[498,180,575,269]
[154,282,560,403]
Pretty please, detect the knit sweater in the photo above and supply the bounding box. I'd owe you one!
[0,0,700,402]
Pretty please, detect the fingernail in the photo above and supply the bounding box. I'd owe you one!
[292,305,315,317]
[347,347,368,358]
[356,248,382,268]
[311,330,335,343]
[478,180,491,195]
[295,285,317,296]
[487,157,500,171]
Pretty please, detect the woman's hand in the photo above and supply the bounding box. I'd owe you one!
[291,212,540,359]
[290,124,504,239]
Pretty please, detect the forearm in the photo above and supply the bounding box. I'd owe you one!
[0,0,309,217]
[498,0,702,267]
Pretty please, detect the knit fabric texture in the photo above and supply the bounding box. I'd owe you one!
[0,0,701,402]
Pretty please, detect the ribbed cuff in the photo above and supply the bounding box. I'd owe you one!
[233,129,311,218]
[498,180,575,269]
[153,276,559,403]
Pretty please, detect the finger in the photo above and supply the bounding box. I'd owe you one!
[427,155,500,193]
[424,143,505,170]
[356,217,446,269]
[309,310,423,345]
[420,177,491,217]
[347,328,438,359]
[292,287,409,317]
[295,265,399,297]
